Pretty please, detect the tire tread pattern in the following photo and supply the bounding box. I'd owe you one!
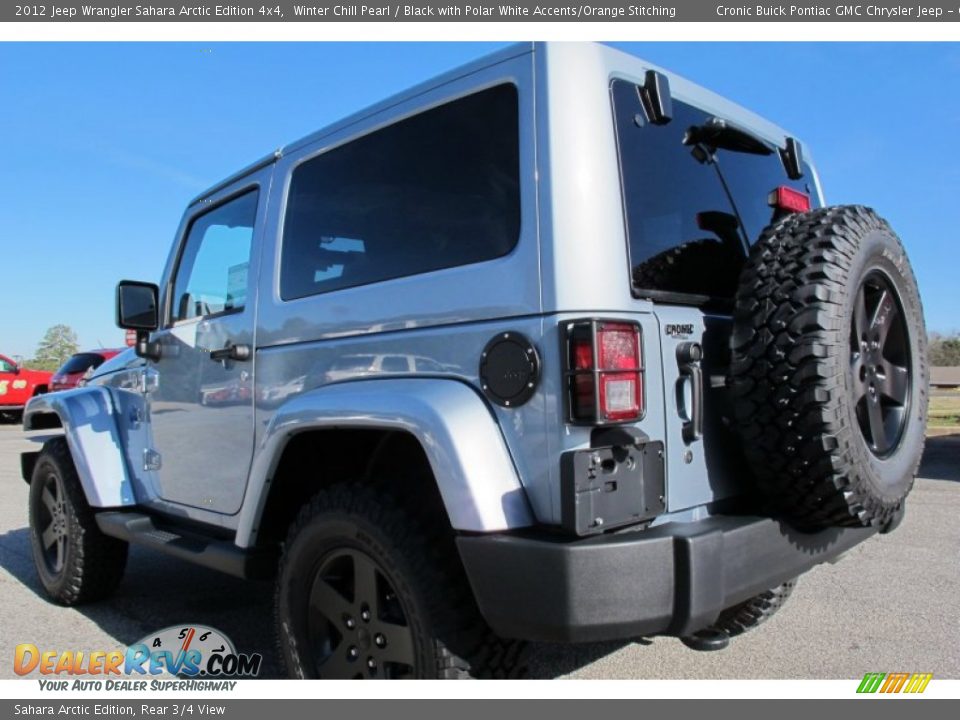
[711,580,796,638]
[730,205,926,528]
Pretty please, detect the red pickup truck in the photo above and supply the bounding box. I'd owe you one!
[0,354,51,422]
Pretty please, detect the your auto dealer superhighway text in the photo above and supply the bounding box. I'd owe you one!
[716,4,945,16]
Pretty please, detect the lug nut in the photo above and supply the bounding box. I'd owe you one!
[374,634,386,648]
[344,616,356,630]
[361,609,371,622]
[347,646,359,660]
[367,658,377,670]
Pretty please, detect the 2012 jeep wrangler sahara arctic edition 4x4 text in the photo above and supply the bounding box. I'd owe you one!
[21,43,927,679]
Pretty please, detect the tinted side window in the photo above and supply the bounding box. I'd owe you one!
[281,84,521,300]
[171,190,258,323]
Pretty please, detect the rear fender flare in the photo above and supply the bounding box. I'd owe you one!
[236,378,533,547]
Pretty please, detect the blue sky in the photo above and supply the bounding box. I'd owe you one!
[1,42,957,360]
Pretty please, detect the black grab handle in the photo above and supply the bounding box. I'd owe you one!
[676,342,703,444]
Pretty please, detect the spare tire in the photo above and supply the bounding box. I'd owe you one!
[730,205,927,529]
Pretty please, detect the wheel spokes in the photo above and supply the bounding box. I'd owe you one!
[41,486,57,516]
[316,646,360,679]
[870,288,898,349]
[879,360,909,405]
[375,623,415,667]
[865,393,887,454]
[309,577,353,621]
[853,286,870,341]
[41,523,59,550]
[850,271,912,458]
[352,553,380,619]
[306,547,416,679]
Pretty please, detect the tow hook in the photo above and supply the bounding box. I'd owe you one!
[680,628,730,652]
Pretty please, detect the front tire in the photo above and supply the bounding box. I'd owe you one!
[274,484,527,679]
[28,437,128,605]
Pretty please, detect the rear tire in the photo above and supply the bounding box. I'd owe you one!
[730,206,927,529]
[274,484,527,679]
[28,437,128,605]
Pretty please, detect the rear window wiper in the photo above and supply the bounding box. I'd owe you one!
[683,117,774,157]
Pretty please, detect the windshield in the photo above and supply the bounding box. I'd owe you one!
[612,78,818,304]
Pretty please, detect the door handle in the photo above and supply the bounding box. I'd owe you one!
[676,342,703,444]
[208,342,251,362]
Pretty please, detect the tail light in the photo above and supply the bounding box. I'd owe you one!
[566,320,644,424]
[769,185,811,214]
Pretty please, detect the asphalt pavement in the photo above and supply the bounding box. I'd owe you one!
[0,425,957,679]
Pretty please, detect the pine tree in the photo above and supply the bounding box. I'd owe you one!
[31,324,80,371]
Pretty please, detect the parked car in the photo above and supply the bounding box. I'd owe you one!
[49,349,122,391]
[22,43,927,679]
[0,354,51,422]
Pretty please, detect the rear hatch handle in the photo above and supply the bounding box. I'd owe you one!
[676,342,703,443]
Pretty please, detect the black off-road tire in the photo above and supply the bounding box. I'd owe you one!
[730,205,927,529]
[275,484,528,679]
[28,437,128,605]
[711,579,796,638]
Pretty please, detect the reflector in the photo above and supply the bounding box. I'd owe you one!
[769,185,811,214]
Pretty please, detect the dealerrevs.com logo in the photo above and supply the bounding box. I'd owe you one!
[14,625,261,690]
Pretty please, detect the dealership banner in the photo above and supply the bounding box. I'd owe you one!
[1,698,959,718]
[3,0,960,22]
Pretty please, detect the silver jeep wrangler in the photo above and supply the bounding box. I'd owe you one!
[22,42,927,679]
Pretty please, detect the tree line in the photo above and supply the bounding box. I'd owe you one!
[930,333,960,367]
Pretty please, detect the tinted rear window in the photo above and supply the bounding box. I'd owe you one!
[59,353,107,374]
[280,84,521,300]
[612,78,817,302]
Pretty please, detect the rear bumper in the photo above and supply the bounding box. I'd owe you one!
[456,514,876,643]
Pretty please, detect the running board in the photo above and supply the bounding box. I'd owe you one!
[95,511,275,580]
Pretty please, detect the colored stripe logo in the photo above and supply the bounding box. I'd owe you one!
[857,672,933,694]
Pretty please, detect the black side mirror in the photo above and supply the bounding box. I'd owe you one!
[116,280,160,360]
[117,280,159,330]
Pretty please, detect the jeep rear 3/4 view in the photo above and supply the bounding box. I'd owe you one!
[21,43,927,679]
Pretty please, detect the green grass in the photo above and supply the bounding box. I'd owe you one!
[929,393,960,429]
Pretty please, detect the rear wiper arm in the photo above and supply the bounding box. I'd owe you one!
[683,117,774,157]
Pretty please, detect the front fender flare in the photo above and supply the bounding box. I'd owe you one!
[23,388,136,507]
[236,378,533,547]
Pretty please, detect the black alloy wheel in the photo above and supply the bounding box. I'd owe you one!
[307,548,416,679]
[850,270,912,458]
[34,469,69,576]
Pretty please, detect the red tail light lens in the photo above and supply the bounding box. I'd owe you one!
[566,320,643,424]
[769,185,811,214]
